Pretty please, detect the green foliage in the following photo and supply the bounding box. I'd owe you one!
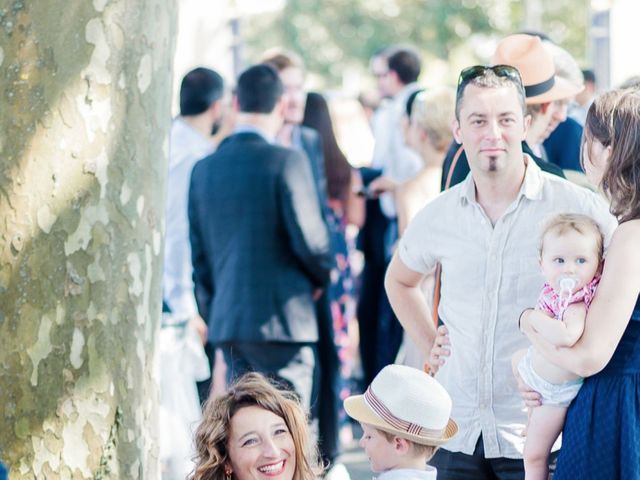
[243,0,589,87]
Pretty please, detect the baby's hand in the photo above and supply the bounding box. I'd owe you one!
[426,325,450,375]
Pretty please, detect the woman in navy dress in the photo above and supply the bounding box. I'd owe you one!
[521,88,640,479]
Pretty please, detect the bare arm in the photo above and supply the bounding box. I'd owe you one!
[529,303,586,347]
[522,222,640,377]
[385,253,437,358]
[345,169,365,228]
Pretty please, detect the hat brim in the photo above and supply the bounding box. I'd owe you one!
[344,395,458,446]
[526,76,584,105]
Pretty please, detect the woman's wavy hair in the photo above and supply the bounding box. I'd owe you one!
[190,373,321,480]
[582,87,640,223]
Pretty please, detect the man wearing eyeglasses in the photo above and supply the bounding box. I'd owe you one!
[384,62,616,479]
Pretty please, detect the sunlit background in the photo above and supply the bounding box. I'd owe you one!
[172,0,639,165]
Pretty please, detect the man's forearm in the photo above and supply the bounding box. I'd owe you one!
[385,277,437,357]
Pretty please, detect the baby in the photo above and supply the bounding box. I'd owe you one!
[344,364,457,480]
[512,213,604,480]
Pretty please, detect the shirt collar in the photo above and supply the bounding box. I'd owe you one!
[233,124,275,144]
[377,467,438,480]
[459,154,545,206]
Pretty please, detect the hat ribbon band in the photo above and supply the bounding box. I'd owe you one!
[524,75,555,98]
[364,387,445,437]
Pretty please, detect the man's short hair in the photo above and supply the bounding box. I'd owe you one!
[582,69,596,85]
[260,48,304,73]
[387,47,422,85]
[455,68,526,121]
[236,64,283,114]
[179,67,224,116]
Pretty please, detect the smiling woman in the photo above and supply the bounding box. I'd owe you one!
[191,373,321,480]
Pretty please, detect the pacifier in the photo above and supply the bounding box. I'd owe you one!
[558,277,577,296]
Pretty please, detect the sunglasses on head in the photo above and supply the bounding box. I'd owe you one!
[457,64,523,86]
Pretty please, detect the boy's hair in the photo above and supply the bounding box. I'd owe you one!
[375,427,438,461]
[539,213,604,261]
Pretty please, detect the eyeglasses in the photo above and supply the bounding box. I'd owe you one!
[373,71,389,79]
[457,64,523,87]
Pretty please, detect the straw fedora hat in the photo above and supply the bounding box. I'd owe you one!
[344,365,458,446]
[492,34,583,105]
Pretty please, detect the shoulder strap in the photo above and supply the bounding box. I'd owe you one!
[432,145,464,325]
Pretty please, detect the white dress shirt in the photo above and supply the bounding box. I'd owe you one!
[398,159,616,458]
[163,117,214,317]
[371,83,423,218]
[377,466,438,480]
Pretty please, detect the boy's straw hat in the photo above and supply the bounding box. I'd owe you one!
[492,34,583,105]
[344,365,457,446]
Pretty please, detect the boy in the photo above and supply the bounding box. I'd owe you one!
[344,364,457,479]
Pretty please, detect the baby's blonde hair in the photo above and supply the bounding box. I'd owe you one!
[539,213,604,261]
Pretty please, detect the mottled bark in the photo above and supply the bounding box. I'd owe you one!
[0,0,176,478]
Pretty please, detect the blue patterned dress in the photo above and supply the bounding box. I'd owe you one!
[554,295,640,479]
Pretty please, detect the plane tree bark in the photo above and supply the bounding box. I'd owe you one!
[0,0,177,478]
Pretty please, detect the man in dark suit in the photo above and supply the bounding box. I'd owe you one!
[188,64,333,411]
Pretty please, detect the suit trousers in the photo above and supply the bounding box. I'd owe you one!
[220,341,319,414]
[430,435,557,480]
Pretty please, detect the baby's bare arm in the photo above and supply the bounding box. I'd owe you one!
[529,303,586,347]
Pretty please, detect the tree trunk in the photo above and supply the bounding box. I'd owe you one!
[0,0,177,478]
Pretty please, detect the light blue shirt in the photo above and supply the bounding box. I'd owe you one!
[163,117,214,317]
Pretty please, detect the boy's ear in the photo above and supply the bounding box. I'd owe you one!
[394,436,411,455]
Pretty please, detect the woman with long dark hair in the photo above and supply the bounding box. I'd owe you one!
[303,92,364,444]
[520,87,640,479]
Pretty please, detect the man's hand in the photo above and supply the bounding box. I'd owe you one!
[368,176,398,195]
[189,315,208,345]
[426,325,450,375]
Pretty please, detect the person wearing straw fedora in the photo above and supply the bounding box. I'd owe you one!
[440,33,582,191]
[344,365,457,480]
[385,64,616,479]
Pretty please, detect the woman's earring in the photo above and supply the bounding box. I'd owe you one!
[225,469,232,480]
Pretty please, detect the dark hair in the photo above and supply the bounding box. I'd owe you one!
[455,68,526,121]
[236,64,283,114]
[387,47,422,85]
[405,89,425,117]
[583,88,640,222]
[192,373,321,480]
[582,69,596,85]
[302,92,352,201]
[180,68,224,116]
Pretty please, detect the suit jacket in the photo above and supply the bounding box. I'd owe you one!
[188,132,333,344]
[297,125,329,217]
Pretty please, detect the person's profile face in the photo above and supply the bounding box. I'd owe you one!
[279,66,306,125]
[582,135,610,186]
[541,98,570,141]
[454,84,527,176]
[358,423,398,473]
[226,406,296,480]
[370,56,392,98]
